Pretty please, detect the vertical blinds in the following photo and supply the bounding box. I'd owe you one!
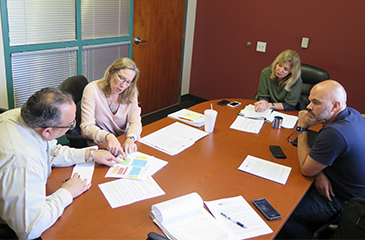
[7,0,76,46]
[81,0,130,40]
[12,48,78,108]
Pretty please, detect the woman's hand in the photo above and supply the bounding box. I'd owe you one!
[254,100,271,112]
[121,137,137,160]
[105,133,123,157]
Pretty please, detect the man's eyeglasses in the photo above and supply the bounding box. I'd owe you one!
[48,119,76,130]
[117,73,132,86]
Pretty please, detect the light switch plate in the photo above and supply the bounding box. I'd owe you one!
[301,37,309,48]
[256,41,266,52]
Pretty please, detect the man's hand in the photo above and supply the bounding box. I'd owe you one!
[61,173,91,198]
[298,110,313,128]
[314,171,335,201]
[93,149,121,167]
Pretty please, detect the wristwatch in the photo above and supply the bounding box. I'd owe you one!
[270,103,275,110]
[127,136,136,142]
[296,126,308,132]
[86,149,94,162]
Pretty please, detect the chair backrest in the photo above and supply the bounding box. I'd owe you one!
[58,75,88,136]
[299,63,329,110]
[58,75,88,104]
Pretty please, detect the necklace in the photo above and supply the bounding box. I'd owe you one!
[108,95,119,111]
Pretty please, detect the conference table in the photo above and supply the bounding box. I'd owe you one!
[42,99,320,240]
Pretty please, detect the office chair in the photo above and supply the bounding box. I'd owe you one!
[58,75,92,148]
[298,63,329,110]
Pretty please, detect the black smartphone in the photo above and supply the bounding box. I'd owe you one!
[253,198,281,221]
[217,99,230,106]
[269,145,287,159]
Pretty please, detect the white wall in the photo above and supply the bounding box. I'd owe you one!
[0,1,196,108]
[0,4,9,109]
[181,0,196,96]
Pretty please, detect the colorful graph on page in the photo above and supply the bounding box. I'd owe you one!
[105,152,150,180]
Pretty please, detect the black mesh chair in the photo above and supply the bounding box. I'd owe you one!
[298,63,329,110]
[58,75,92,148]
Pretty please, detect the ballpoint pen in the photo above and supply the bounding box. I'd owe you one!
[220,212,247,229]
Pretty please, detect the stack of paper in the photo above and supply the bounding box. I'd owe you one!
[139,122,209,155]
[150,192,273,240]
[151,193,235,240]
[168,108,205,127]
[239,104,273,119]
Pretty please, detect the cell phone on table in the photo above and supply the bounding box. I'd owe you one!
[217,99,230,106]
[227,101,241,108]
[253,198,281,221]
[269,145,287,159]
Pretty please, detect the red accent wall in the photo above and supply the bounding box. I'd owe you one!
[190,0,365,113]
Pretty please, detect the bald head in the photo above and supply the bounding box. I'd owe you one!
[311,80,347,107]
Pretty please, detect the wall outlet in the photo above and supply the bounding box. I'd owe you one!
[256,41,266,52]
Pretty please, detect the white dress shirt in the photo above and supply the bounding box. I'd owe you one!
[0,109,86,240]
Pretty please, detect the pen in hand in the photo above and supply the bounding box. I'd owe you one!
[62,178,70,183]
[220,212,247,229]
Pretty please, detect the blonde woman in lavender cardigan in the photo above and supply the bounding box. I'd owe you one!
[81,57,142,160]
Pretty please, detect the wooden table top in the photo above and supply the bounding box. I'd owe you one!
[43,99,318,240]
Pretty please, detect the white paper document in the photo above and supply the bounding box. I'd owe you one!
[139,122,209,155]
[71,161,95,185]
[238,155,292,185]
[98,176,165,208]
[205,195,273,239]
[168,108,205,127]
[151,192,235,240]
[239,104,273,119]
[266,111,298,129]
[230,116,265,134]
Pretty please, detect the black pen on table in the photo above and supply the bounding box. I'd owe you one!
[220,212,247,229]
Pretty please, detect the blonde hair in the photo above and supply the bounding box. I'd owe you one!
[270,49,301,91]
[101,57,140,104]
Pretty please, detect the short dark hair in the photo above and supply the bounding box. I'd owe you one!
[21,88,74,129]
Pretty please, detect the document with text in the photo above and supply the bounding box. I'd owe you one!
[205,195,273,239]
[98,176,165,208]
[238,155,292,185]
[139,122,208,155]
[230,116,265,134]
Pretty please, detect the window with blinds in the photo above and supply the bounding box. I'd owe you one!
[11,48,78,108]
[81,0,130,40]
[7,0,76,46]
[5,0,132,108]
[82,42,130,82]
